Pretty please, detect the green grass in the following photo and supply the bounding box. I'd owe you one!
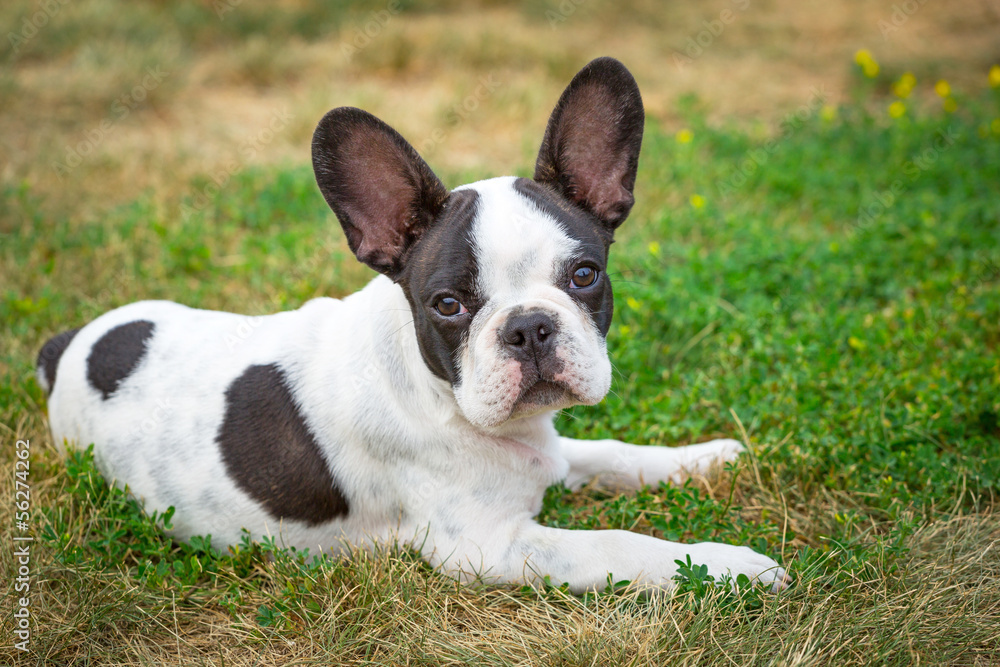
[2,76,1000,664]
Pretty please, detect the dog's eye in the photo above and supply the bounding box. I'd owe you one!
[570,266,599,289]
[435,297,467,317]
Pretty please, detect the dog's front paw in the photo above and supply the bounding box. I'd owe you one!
[698,438,745,464]
[669,438,745,481]
[683,543,791,593]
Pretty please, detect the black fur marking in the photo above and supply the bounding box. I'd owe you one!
[217,363,349,525]
[37,328,80,393]
[86,320,155,400]
[398,189,482,384]
[513,178,616,336]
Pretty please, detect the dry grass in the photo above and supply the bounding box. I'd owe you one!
[3,0,999,220]
[3,436,997,665]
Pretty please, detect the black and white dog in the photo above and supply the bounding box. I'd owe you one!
[38,58,788,593]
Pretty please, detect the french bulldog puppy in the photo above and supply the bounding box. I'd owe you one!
[39,57,789,593]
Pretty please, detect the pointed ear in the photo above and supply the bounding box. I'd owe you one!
[534,57,644,230]
[312,107,449,278]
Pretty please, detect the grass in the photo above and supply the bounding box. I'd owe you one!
[3,2,1000,663]
[5,0,997,225]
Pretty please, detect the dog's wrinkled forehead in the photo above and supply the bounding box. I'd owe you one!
[463,177,583,298]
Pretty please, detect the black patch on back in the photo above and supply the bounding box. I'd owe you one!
[37,327,81,393]
[217,363,349,525]
[397,189,482,384]
[513,178,616,336]
[86,320,155,400]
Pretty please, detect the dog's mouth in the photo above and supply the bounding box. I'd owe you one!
[520,380,566,404]
[514,379,573,411]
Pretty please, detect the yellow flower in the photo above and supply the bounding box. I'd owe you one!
[992,118,1000,135]
[848,336,866,350]
[989,65,1000,88]
[854,49,879,78]
[888,101,906,118]
[690,194,705,209]
[943,97,957,113]
[934,80,950,98]
[626,297,641,311]
[892,72,915,98]
[675,128,693,144]
[820,104,838,121]
[648,241,661,256]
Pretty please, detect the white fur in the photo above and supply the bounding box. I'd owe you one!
[44,178,789,594]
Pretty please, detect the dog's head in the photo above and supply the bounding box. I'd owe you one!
[312,57,644,429]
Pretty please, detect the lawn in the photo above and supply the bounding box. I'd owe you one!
[2,2,1000,665]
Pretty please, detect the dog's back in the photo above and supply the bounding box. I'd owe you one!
[37,297,365,548]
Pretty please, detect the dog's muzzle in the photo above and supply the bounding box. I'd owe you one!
[500,310,571,408]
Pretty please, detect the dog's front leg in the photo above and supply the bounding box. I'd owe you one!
[559,437,745,491]
[427,520,788,594]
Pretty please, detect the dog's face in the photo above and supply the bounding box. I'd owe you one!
[401,176,616,427]
[312,57,644,428]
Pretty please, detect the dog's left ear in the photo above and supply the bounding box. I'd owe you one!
[534,57,644,230]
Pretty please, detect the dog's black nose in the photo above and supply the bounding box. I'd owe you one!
[501,311,556,360]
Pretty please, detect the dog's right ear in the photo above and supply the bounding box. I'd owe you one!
[312,107,449,278]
